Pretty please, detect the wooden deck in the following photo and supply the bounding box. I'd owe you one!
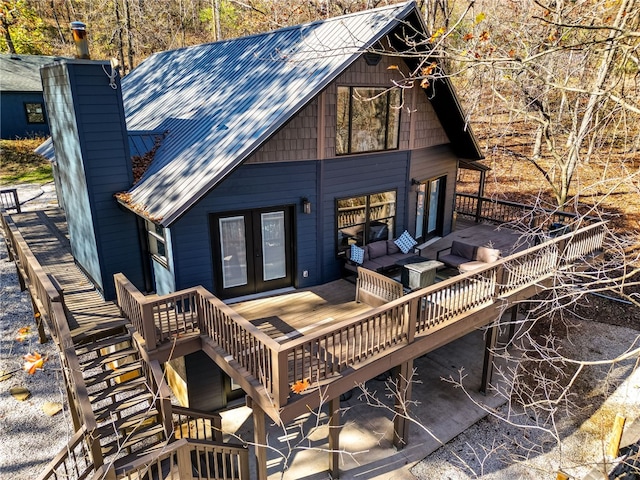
[231,280,371,342]
[6,205,608,426]
[8,208,128,341]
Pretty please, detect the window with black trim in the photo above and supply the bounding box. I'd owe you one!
[25,103,45,124]
[336,190,396,255]
[336,87,401,155]
[146,219,167,265]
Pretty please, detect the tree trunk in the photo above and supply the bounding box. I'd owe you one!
[124,0,134,71]
[114,0,126,74]
[2,22,16,53]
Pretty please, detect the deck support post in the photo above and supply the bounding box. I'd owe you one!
[250,398,268,480]
[328,397,341,478]
[480,322,499,394]
[392,359,414,450]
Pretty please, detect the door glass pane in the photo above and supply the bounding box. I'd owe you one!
[427,179,440,234]
[415,183,426,239]
[219,216,247,288]
[261,212,286,281]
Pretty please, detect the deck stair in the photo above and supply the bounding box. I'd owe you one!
[74,326,169,468]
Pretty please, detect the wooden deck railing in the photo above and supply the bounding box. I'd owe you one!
[2,212,105,479]
[0,188,21,213]
[36,425,96,480]
[455,192,599,228]
[116,221,607,410]
[2,211,249,480]
[93,438,250,480]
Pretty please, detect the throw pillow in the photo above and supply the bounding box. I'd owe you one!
[350,244,365,264]
[394,230,417,254]
[476,246,501,263]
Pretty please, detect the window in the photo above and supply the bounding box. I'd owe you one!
[146,219,167,265]
[25,103,45,124]
[336,87,401,155]
[336,190,396,255]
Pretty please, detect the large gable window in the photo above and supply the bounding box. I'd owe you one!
[336,190,396,255]
[336,87,401,155]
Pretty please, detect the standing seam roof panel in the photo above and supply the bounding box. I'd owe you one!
[121,2,417,225]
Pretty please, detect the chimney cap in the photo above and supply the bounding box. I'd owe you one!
[70,21,86,30]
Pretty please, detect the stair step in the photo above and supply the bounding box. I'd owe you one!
[93,391,155,421]
[101,422,166,457]
[75,334,133,356]
[89,376,148,405]
[84,362,143,388]
[79,348,138,370]
[97,407,160,436]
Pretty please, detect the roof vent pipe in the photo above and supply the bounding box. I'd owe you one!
[70,21,90,59]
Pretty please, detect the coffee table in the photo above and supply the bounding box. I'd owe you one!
[401,259,444,290]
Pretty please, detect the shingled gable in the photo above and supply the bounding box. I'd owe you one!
[117,0,481,226]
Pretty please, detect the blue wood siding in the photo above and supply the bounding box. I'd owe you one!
[169,152,413,293]
[170,161,318,292]
[0,92,50,139]
[321,151,411,280]
[41,61,144,300]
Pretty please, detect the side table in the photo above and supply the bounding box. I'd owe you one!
[401,260,444,290]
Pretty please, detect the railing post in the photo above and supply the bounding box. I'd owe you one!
[141,302,157,350]
[406,296,419,343]
[176,443,194,480]
[475,195,482,223]
[493,264,505,299]
[274,348,288,408]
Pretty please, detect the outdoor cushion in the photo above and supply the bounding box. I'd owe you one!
[476,246,500,263]
[458,261,487,273]
[387,239,400,255]
[350,244,365,264]
[367,240,388,259]
[450,240,476,260]
[394,230,417,254]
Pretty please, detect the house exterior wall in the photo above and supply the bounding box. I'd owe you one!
[0,91,50,139]
[164,58,457,295]
[41,60,145,300]
[321,150,411,280]
[247,54,449,164]
[170,161,318,293]
[408,145,459,236]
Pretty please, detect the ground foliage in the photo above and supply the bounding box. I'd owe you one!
[0,138,52,184]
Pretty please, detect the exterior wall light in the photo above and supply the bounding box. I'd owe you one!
[302,198,312,215]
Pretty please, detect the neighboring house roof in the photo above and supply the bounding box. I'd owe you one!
[117,0,481,225]
[0,54,60,92]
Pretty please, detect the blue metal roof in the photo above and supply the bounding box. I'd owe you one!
[120,1,418,225]
[35,130,164,161]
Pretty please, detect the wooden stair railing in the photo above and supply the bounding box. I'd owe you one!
[92,438,250,480]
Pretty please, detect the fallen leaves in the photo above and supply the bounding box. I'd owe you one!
[9,386,31,401]
[23,352,47,375]
[16,326,31,342]
[290,378,310,394]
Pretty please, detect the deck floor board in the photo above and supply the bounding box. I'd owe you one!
[11,209,127,337]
